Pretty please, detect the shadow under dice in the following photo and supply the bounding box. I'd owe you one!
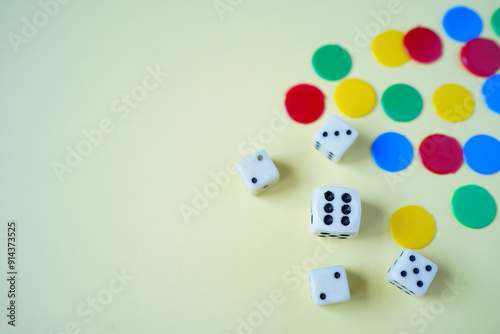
[312,115,358,163]
[385,249,438,296]
[308,265,350,305]
[310,186,361,238]
[236,149,280,195]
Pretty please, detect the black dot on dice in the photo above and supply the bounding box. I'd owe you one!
[426,265,432,272]
[320,293,326,300]
[324,191,334,201]
[251,178,257,184]
[334,272,341,279]
[341,216,350,226]
[324,203,333,213]
[324,215,333,225]
[323,132,328,137]
[340,234,349,236]
[257,155,263,161]
[417,281,423,287]
[341,193,352,203]
[409,255,416,262]
[413,268,419,274]
[334,131,340,136]
[401,271,407,277]
[341,205,351,214]
[338,237,347,239]
[318,235,326,237]
[346,130,352,135]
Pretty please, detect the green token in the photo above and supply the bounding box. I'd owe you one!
[452,185,497,229]
[492,8,500,37]
[312,45,352,81]
[381,84,423,122]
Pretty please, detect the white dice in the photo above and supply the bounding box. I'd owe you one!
[385,249,438,297]
[236,150,279,195]
[308,265,350,305]
[312,115,358,163]
[310,186,361,238]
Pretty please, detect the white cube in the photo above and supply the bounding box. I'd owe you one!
[312,115,358,163]
[235,150,279,195]
[385,249,438,297]
[310,186,361,238]
[308,265,350,305]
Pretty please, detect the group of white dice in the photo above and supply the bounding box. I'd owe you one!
[235,115,438,305]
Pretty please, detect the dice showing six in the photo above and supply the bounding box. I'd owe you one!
[308,265,350,305]
[385,249,438,297]
[310,186,361,238]
[236,149,280,195]
[312,115,358,163]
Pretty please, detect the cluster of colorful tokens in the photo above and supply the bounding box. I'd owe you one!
[284,6,499,236]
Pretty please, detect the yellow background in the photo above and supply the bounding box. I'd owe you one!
[1,0,499,333]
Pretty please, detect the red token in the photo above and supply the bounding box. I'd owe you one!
[461,38,500,77]
[284,84,325,124]
[403,27,443,63]
[418,134,463,174]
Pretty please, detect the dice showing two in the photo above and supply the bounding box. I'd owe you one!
[235,150,279,195]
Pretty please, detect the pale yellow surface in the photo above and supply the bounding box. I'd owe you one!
[1,1,500,334]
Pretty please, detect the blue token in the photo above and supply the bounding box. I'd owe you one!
[442,6,483,42]
[464,135,500,175]
[482,74,500,114]
[371,132,414,172]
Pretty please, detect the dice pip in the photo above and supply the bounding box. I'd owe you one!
[385,249,438,297]
[312,115,358,163]
[308,265,350,305]
[236,149,279,195]
[310,186,361,238]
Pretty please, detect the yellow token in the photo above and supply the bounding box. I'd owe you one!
[432,83,474,122]
[334,78,376,117]
[372,30,410,67]
[389,205,436,249]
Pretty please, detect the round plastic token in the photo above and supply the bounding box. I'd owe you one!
[381,84,423,122]
[432,84,474,122]
[418,134,463,174]
[442,6,483,42]
[460,38,500,77]
[389,205,436,249]
[403,27,443,63]
[493,8,500,37]
[334,79,376,118]
[452,185,497,229]
[463,135,500,175]
[371,30,410,67]
[371,132,413,172]
[285,84,325,124]
[482,74,500,114]
[312,45,352,81]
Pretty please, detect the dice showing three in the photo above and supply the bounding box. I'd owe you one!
[385,249,438,296]
[310,186,361,238]
[308,265,350,305]
[312,115,358,163]
[236,149,279,195]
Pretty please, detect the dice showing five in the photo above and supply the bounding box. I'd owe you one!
[236,149,279,195]
[385,249,438,296]
[310,186,361,238]
[312,115,358,163]
[308,265,350,305]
